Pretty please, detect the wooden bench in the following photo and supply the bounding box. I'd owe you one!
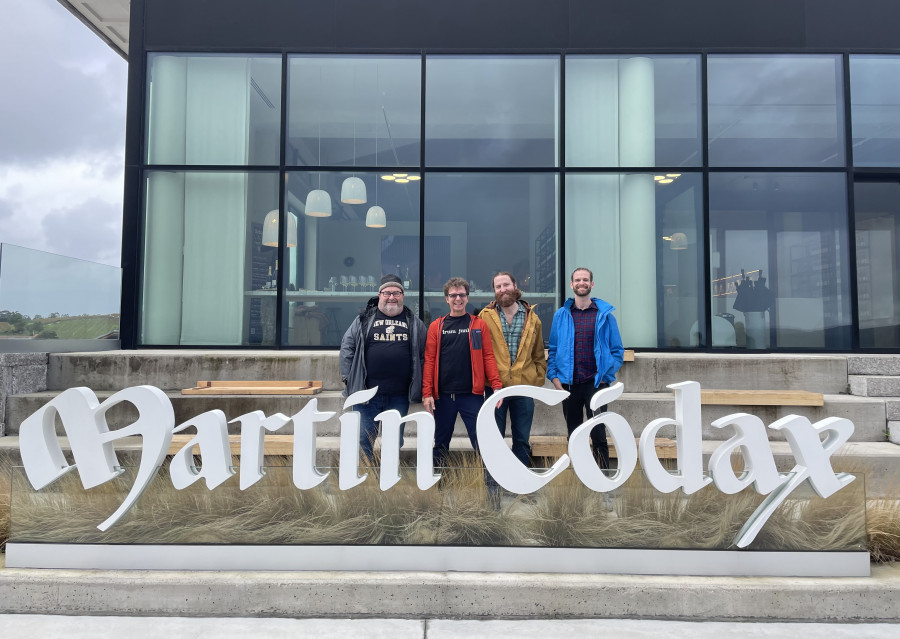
[699,389,823,406]
[530,435,676,459]
[168,434,294,456]
[182,380,323,395]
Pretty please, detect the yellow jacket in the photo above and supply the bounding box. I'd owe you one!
[478,300,547,387]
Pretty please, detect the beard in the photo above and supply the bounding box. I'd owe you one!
[495,288,522,307]
[573,284,592,297]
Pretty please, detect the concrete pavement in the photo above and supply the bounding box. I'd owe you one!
[0,615,898,638]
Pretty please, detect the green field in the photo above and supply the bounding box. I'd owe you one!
[0,315,119,339]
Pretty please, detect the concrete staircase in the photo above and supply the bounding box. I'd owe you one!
[1,350,898,487]
[848,355,900,444]
[0,350,888,439]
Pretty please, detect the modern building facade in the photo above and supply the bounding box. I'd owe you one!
[86,0,900,351]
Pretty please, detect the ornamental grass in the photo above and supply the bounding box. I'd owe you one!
[0,451,896,561]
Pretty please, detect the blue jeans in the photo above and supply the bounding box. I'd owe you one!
[486,390,534,467]
[355,392,410,463]
[432,392,483,468]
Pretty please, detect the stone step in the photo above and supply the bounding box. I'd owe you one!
[46,351,851,394]
[849,375,900,397]
[619,353,849,393]
[47,350,346,392]
[4,389,887,442]
[2,437,897,498]
[848,355,900,376]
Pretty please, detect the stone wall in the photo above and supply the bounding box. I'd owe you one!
[0,353,48,436]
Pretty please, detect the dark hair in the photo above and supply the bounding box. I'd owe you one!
[443,277,470,296]
[571,267,594,282]
[492,271,517,288]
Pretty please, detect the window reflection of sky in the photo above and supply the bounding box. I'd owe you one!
[0,244,120,317]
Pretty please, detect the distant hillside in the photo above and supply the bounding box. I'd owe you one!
[0,314,119,340]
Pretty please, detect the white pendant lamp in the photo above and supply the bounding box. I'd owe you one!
[341,176,367,204]
[305,188,332,217]
[262,209,298,247]
[306,66,333,217]
[366,205,386,228]
[341,64,367,205]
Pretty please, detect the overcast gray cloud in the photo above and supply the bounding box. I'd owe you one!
[41,196,123,265]
[0,0,127,164]
[0,0,126,267]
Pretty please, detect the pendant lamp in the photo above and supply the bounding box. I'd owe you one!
[365,205,386,228]
[306,66,333,218]
[341,176,367,204]
[262,209,298,247]
[341,64,367,204]
[305,187,332,217]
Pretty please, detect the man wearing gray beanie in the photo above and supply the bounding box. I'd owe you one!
[339,274,427,462]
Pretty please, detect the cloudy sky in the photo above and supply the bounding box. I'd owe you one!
[0,0,127,268]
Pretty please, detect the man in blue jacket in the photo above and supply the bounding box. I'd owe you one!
[547,267,624,470]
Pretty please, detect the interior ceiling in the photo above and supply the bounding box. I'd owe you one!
[58,0,130,59]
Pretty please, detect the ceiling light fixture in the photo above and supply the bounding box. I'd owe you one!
[262,209,298,247]
[341,65,367,204]
[306,65,332,218]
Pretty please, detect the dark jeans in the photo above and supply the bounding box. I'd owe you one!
[486,389,534,467]
[562,380,610,469]
[432,392,483,468]
[354,392,410,463]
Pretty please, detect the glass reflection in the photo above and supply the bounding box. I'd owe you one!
[566,55,701,168]
[850,56,900,167]
[282,171,421,347]
[426,56,560,167]
[855,181,900,348]
[287,56,421,167]
[145,54,282,166]
[423,173,557,330]
[709,173,852,349]
[141,171,280,346]
[565,173,704,348]
[708,55,844,167]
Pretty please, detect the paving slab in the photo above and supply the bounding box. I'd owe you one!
[0,616,899,638]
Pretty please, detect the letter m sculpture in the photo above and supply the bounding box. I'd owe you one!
[19,386,175,531]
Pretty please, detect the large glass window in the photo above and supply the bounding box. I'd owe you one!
[425,56,560,167]
[140,171,280,346]
[145,54,281,166]
[287,56,421,168]
[566,56,701,168]
[850,56,900,167]
[280,171,421,347]
[565,173,704,348]
[709,173,851,350]
[855,181,900,348]
[708,55,845,167]
[423,173,557,329]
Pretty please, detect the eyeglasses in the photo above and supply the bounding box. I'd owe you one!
[447,293,468,299]
[380,290,403,298]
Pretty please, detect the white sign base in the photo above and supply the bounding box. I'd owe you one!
[4,543,870,577]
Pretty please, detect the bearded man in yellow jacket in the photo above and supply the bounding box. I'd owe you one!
[478,271,547,467]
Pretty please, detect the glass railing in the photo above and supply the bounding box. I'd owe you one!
[7,464,867,552]
[0,243,120,352]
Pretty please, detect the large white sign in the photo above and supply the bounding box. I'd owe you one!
[18,381,855,548]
